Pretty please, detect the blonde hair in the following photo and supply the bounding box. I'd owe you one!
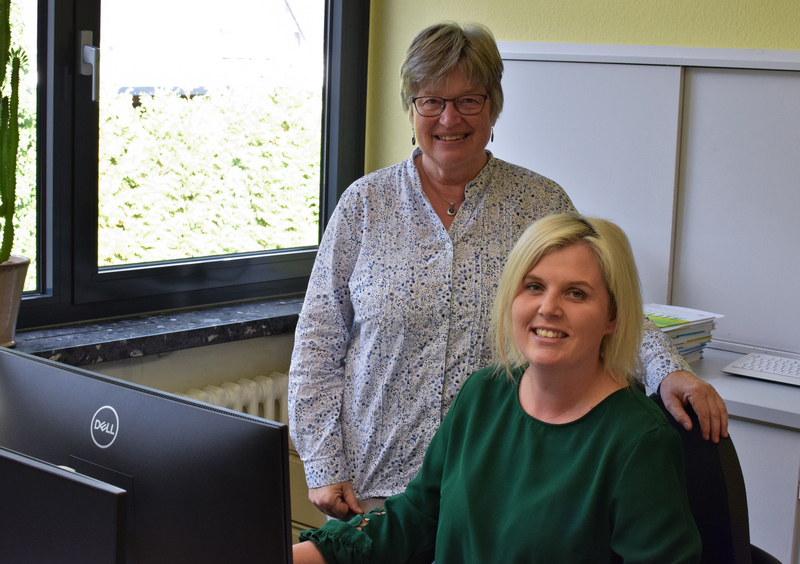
[492,214,643,384]
[400,22,504,123]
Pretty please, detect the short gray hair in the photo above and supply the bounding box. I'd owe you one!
[400,22,504,123]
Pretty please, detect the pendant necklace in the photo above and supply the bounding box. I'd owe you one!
[419,163,459,217]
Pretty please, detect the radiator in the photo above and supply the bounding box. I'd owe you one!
[177,372,289,424]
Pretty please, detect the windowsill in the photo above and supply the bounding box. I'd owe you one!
[13,296,304,367]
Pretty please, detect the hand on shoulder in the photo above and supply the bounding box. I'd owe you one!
[659,370,729,442]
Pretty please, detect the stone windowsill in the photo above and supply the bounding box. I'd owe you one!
[13,296,303,367]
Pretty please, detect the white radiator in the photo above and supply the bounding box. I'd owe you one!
[177,372,289,424]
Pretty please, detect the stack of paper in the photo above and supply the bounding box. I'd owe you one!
[644,304,724,364]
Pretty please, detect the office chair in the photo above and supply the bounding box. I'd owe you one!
[649,394,782,564]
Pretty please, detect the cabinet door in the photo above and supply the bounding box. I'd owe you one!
[493,60,682,305]
[729,418,800,563]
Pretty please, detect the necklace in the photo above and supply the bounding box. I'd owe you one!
[417,162,461,217]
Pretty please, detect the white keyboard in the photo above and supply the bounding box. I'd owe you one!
[723,353,800,387]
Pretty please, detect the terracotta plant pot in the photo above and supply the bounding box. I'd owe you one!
[0,255,30,347]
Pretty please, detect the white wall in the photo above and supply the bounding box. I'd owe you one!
[85,334,294,395]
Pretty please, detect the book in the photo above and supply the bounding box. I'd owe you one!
[644,304,724,363]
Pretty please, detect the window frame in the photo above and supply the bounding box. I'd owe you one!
[19,0,369,328]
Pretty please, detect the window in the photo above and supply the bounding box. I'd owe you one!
[7,2,37,293]
[98,1,324,264]
[18,0,369,328]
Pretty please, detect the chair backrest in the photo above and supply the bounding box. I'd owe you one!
[649,394,752,564]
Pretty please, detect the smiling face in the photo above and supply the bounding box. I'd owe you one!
[412,65,494,182]
[511,243,617,374]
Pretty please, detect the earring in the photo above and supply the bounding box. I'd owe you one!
[491,127,494,143]
[411,132,416,146]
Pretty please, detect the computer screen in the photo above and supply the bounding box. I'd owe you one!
[0,446,127,564]
[0,347,292,564]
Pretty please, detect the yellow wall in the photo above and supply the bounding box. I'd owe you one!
[365,0,800,172]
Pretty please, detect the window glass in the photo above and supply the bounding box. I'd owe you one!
[16,0,367,329]
[98,0,323,266]
[11,1,37,291]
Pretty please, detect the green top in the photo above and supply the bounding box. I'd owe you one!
[300,366,701,563]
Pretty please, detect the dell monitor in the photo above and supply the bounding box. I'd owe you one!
[0,347,292,563]
[0,446,127,563]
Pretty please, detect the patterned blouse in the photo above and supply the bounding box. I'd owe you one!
[288,149,692,500]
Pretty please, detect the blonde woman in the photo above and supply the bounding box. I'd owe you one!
[294,214,701,563]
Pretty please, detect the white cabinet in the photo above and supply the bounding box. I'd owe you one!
[696,349,800,564]
[728,419,800,563]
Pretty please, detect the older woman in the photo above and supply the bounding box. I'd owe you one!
[293,214,702,563]
[289,21,727,520]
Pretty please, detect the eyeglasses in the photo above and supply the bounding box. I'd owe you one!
[411,94,489,117]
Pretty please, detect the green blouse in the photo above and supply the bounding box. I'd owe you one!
[300,366,701,563]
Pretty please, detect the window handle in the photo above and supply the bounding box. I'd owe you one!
[78,30,100,101]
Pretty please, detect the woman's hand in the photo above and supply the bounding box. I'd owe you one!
[293,541,328,564]
[659,370,729,442]
[309,481,362,519]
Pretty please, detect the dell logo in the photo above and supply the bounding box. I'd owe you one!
[91,406,119,449]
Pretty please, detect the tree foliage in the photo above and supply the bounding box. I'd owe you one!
[99,86,322,266]
[7,1,45,290]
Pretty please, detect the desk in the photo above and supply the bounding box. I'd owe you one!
[695,348,800,564]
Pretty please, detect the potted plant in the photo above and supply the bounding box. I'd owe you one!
[0,0,27,347]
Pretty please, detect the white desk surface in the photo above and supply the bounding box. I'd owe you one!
[693,348,800,432]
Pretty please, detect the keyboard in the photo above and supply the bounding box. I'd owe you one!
[723,353,800,387]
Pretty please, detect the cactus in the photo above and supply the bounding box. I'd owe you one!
[0,0,24,264]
